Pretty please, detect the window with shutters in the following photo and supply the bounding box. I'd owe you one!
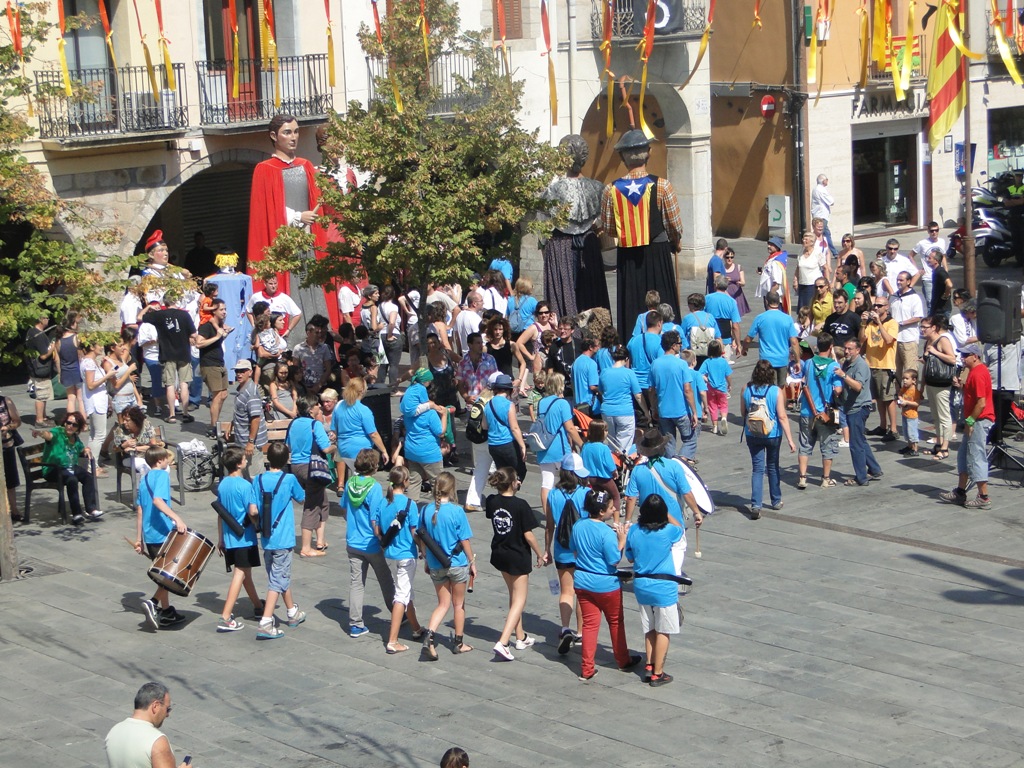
[493,0,523,40]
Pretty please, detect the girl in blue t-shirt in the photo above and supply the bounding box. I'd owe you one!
[624,494,686,687]
[580,419,621,520]
[698,340,733,437]
[418,471,478,660]
[544,454,591,654]
[342,449,396,638]
[372,465,425,654]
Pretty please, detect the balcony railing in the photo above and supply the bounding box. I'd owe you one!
[868,35,927,81]
[196,54,333,126]
[34,64,187,140]
[589,0,706,40]
[985,14,1022,59]
[366,51,487,116]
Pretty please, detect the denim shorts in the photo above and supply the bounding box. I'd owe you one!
[264,548,293,593]
[429,564,470,584]
[798,416,840,459]
[957,419,992,482]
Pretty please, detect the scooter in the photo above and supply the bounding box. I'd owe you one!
[973,207,1016,267]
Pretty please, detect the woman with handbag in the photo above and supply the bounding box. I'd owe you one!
[921,315,957,460]
[287,394,337,558]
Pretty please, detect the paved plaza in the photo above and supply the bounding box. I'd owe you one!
[2,236,1023,768]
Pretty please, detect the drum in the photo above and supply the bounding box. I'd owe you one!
[147,528,215,597]
[671,458,716,516]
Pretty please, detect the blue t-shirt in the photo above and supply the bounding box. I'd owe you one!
[679,311,721,350]
[599,367,641,417]
[331,401,377,459]
[252,470,304,551]
[650,354,691,419]
[595,347,614,373]
[508,295,537,331]
[627,332,663,388]
[631,311,649,339]
[747,309,796,368]
[138,469,173,546]
[742,384,782,439]
[485,395,515,446]
[399,383,429,418]
[706,254,726,293]
[217,474,258,550]
[570,518,621,593]
[547,485,590,564]
[373,492,420,560]
[626,458,692,524]
[535,396,573,465]
[572,354,600,411]
[699,356,733,392]
[800,356,844,417]
[286,416,331,465]
[419,501,473,569]
[686,365,707,418]
[404,408,442,464]
[489,257,513,283]
[704,292,740,340]
[343,481,384,553]
[581,441,616,480]
[626,523,684,607]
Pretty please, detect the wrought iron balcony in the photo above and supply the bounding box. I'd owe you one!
[366,51,486,116]
[34,64,187,140]
[196,54,333,126]
[867,35,927,81]
[589,0,707,40]
[985,13,1022,60]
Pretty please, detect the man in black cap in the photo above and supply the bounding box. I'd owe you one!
[600,129,683,339]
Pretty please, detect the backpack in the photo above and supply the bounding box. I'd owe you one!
[745,385,776,436]
[525,400,556,451]
[689,314,715,357]
[555,495,581,548]
[466,399,489,444]
[508,296,527,333]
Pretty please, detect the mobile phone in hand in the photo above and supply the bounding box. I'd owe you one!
[183,756,192,766]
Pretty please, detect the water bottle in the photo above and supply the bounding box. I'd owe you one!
[548,574,560,596]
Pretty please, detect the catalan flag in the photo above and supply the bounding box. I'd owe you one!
[612,176,654,248]
[926,2,966,150]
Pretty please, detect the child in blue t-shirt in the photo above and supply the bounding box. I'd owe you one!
[579,419,621,521]
[698,340,733,436]
[134,447,188,630]
[254,443,307,639]
[215,445,262,633]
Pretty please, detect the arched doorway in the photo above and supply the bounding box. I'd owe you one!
[580,91,667,185]
[134,162,256,277]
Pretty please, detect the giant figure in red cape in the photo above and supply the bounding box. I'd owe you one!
[247,114,340,335]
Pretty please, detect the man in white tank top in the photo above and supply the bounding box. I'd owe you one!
[105,681,190,768]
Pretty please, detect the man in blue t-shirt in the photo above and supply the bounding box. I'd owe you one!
[796,332,844,490]
[572,337,601,415]
[742,291,799,387]
[706,238,727,295]
[627,310,664,422]
[650,331,697,459]
[704,276,741,358]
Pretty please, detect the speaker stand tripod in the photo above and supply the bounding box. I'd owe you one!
[986,345,1024,476]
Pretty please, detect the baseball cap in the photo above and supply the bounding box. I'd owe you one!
[560,453,590,478]
[957,343,983,358]
[234,359,253,372]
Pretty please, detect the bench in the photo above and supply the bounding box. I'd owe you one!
[114,426,186,507]
[16,443,96,525]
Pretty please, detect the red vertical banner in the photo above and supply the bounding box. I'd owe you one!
[228,0,239,97]
[370,0,403,112]
[495,0,510,77]
[635,0,655,137]
[418,0,431,74]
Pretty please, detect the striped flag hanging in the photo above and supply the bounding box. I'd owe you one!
[926,0,966,150]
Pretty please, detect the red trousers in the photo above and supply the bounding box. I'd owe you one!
[576,587,631,677]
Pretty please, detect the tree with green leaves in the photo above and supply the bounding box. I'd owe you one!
[256,0,564,356]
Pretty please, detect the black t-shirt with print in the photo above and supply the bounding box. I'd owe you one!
[485,494,539,575]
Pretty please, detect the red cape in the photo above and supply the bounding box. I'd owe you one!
[247,155,340,328]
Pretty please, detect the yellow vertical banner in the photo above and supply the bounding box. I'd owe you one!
[154,0,175,91]
[228,0,239,97]
[324,0,335,87]
[56,0,73,96]
[131,0,160,101]
[541,0,557,125]
[679,0,715,90]
[601,0,614,137]
[371,0,403,112]
[635,0,656,137]
[857,1,869,87]
[264,1,280,108]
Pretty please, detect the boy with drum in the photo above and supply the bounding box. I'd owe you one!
[254,443,307,639]
[215,446,264,632]
[135,447,188,629]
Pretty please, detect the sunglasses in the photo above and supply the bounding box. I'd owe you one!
[873,303,886,308]
[886,246,899,251]
[537,311,550,316]
[928,229,939,233]
[816,284,827,289]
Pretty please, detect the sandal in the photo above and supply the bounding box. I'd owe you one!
[452,642,474,655]
[314,543,329,552]
[298,550,326,558]
[420,644,438,662]
[933,449,949,460]
[843,478,864,487]
[386,642,409,654]
[410,628,427,641]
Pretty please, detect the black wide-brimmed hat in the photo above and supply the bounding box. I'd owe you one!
[613,129,653,152]
[637,429,670,457]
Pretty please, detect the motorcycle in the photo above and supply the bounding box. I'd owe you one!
[973,206,1016,267]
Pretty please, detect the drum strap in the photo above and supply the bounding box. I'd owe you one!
[648,463,691,526]
[258,473,289,533]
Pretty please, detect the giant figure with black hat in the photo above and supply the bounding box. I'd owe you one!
[600,130,683,338]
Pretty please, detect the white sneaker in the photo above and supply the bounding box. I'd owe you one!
[514,634,536,650]
[493,642,515,661]
[837,441,850,448]
[86,509,104,520]
[718,416,728,436]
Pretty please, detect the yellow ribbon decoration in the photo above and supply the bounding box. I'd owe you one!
[856,3,869,87]
[418,0,431,72]
[57,38,73,96]
[889,38,906,100]
[808,15,819,83]
[943,1,982,59]
[899,1,915,92]
[635,0,657,138]
[232,31,239,97]
[680,25,711,90]
[872,0,888,65]
[990,0,1023,83]
[142,41,160,101]
[753,0,763,28]
[160,38,175,91]
[271,40,280,108]
[327,25,335,87]
[541,0,557,126]
[600,0,614,137]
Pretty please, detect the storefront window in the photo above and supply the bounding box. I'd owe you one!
[852,134,919,228]
[987,106,1024,176]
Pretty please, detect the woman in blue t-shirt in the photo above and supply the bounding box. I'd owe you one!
[286,394,337,558]
[740,360,796,518]
[625,494,684,687]
[330,377,387,483]
[570,489,641,681]
[598,346,643,453]
[580,419,621,519]
[483,375,527,481]
[372,465,426,654]
[417,471,478,660]
[543,454,591,654]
